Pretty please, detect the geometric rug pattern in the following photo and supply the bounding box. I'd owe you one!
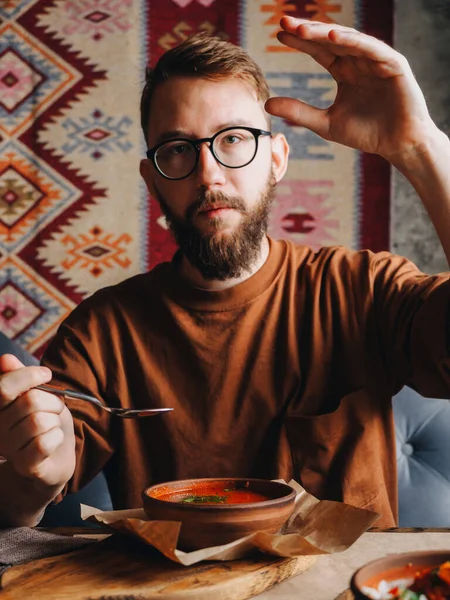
[0,0,392,357]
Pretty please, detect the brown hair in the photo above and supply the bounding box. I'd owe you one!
[140,32,270,144]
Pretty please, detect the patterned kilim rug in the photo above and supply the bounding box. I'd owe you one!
[0,0,392,357]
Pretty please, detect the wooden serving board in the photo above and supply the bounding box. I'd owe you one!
[0,535,316,600]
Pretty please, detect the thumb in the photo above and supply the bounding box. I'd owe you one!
[0,353,25,373]
[265,97,330,140]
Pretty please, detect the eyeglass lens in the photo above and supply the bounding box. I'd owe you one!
[154,128,257,179]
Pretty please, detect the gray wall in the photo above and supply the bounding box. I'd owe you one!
[392,0,450,273]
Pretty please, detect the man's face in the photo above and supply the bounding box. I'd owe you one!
[140,76,287,279]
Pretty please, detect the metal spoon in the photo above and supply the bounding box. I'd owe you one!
[36,384,173,419]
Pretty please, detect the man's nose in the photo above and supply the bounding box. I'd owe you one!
[195,143,226,187]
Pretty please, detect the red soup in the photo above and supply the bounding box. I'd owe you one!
[157,482,270,505]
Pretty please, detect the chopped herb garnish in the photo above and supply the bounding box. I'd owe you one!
[398,591,422,600]
[180,494,227,504]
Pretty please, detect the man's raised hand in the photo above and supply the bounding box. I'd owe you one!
[265,17,436,164]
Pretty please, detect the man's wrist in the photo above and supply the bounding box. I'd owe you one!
[0,461,66,527]
[389,123,449,176]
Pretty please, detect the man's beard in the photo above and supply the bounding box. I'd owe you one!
[155,174,276,281]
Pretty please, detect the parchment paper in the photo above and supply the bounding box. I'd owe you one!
[81,480,379,566]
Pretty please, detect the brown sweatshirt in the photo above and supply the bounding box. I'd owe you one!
[42,238,450,528]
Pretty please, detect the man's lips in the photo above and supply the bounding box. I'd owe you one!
[197,206,237,219]
[199,205,233,213]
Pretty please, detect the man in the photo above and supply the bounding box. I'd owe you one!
[0,16,449,529]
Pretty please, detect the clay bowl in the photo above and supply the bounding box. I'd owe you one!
[142,477,296,551]
[350,550,450,599]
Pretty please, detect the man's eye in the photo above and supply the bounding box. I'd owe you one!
[223,135,240,144]
[170,143,188,155]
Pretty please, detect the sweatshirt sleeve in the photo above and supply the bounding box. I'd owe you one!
[369,251,450,398]
[40,294,118,496]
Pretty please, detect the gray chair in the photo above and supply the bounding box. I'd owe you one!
[393,385,450,527]
[40,475,113,527]
[0,332,38,368]
[0,332,113,526]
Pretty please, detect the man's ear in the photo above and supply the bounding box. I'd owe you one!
[139,159,157,197]
[271,133,289,183]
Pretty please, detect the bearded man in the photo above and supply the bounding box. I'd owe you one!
[1,17,450,529]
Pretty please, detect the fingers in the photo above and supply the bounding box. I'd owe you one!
[0,364,52,411]
[0,353,25,372]
[0,362,66,479]
[5,411,63,456]
[280,16,358,40]
[265,97,330,139]
[278,17,404,73]
[0,357,75,486]
[327,28,404,71]
[276,31,336,70]
[0,388,66,458]
[14,428,66,479]
[1,388,65,432]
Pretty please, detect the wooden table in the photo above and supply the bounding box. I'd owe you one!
[1,528,449,599]
[260,528,450,599]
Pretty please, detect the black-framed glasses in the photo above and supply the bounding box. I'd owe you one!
[146,126,271,181]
